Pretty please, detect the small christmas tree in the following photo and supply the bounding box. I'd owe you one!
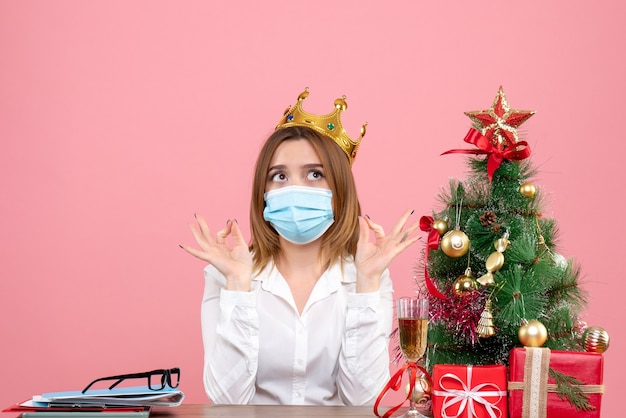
[379,88,608,417]
[418,87,589,367]
[379,87,609,417]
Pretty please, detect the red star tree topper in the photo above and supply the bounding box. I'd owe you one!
[465,86,535,148]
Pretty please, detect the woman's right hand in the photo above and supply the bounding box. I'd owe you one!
[180,214,253,291]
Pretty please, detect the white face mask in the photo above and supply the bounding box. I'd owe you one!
[263,186,334,244]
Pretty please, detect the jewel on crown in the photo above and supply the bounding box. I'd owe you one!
[275,88,367,164]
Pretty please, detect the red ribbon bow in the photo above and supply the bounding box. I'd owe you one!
[442,128,531,180]
[374,362,432,418]
[419,216,447,300]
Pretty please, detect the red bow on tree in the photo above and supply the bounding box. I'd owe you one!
[442,128,531,181]
[419,216,447,300]
[443,87,534,181]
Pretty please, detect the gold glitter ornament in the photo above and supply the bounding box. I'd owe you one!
[573,319,588,336]
[477,232,510,286]
[433,219,449,235]
[404,374,432,404]
[519,182,537,198]
[583,326,610,353]
[518,319,548,347]
[453,267,477,297]
[494,236,510,252]
[477,300,495,338]
[441,229,470,258]
[485,252,505,272]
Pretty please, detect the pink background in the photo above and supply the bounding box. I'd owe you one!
[1,1,623,416]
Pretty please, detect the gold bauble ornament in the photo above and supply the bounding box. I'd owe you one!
[433,219,449,236]
[518,320,548,347]
[440,229,470,258]
[404,374,432,404]
[519,182,536,198]
[583,326,610,353]
[453,268,477,297]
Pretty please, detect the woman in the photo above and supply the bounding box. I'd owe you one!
[181,90,419,405]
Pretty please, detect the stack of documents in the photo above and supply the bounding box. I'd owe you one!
[4,386,184,417]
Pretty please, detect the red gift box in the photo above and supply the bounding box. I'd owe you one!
[508,347,604,418]
[432,364,508,418]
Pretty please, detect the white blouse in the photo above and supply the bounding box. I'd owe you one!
[200,257,394,405]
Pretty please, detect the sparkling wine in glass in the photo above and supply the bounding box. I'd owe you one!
[397,297,429,418]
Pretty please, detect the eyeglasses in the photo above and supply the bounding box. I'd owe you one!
[81,367,180,394]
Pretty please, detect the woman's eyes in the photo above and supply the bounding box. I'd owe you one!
[269,170,325,183]
[306,170,325,181]
[270,172,288,182]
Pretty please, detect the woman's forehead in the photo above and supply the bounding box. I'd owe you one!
[270,138,322,167]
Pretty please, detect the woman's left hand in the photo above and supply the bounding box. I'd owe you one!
[354,209,420,293]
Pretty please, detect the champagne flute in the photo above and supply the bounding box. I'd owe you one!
[397,297,429,418]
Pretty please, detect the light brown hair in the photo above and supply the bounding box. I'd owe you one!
[249,126,361,273]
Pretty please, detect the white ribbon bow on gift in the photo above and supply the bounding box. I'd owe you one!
[433,366,507,418]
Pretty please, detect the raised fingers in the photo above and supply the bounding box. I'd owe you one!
[388,209,415,237]
[214,220,233,246]
[229,220,248,247]
[397,227,421,249]
[179,243,211,262]
[189,222,211,253]
[193,213,216,245]
[358,215,370,246]
[362,214,386,239]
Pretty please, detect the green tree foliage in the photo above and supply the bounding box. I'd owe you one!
[421,157,587,368]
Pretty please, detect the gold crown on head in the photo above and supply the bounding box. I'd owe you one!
[275,88,367,164]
